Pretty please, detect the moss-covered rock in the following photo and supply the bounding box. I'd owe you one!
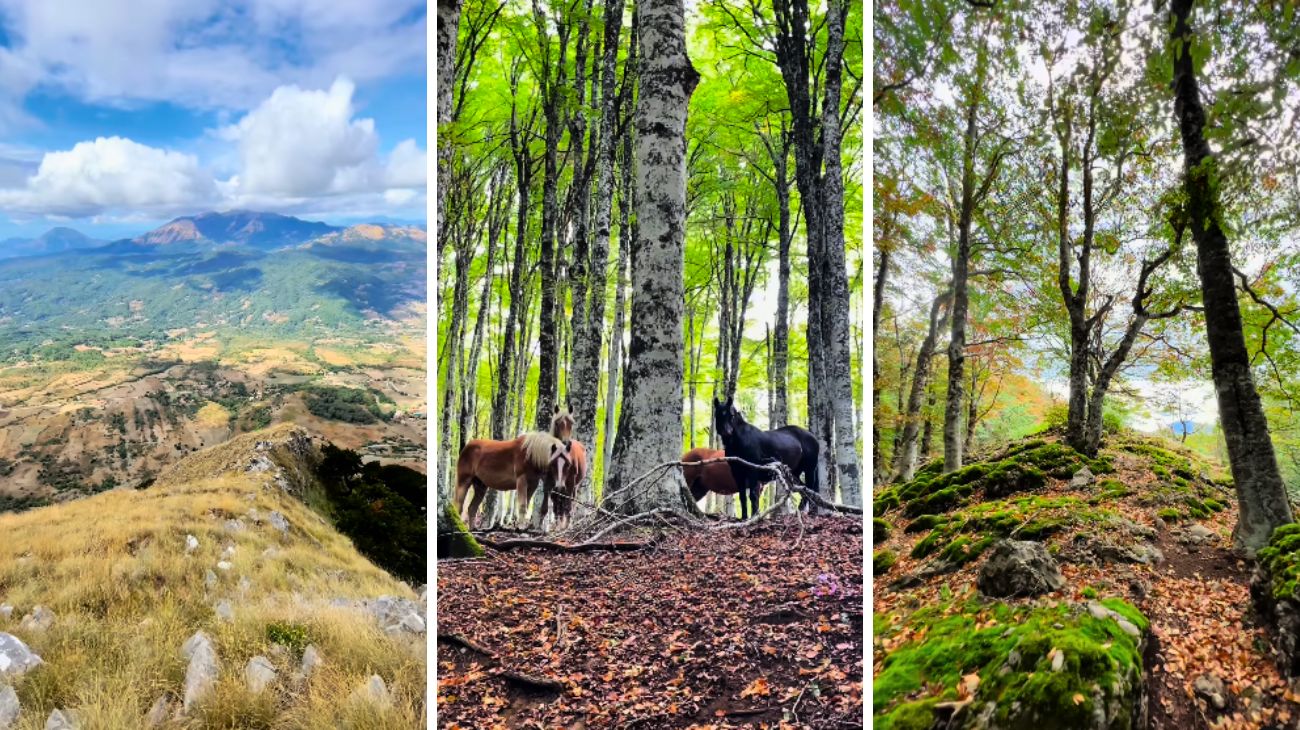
[1251,523,1300,676]
[874,517,892,544]
[875,598,1150,729]
[888,443,1102,520]
[907,495,1118,569]
[436,500,483,559]
[875,549,899,576]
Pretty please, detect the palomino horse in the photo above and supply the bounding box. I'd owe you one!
[681,447,742,509]
[455,432,572,528]
[541,439,587,531]
[713,396,820,515]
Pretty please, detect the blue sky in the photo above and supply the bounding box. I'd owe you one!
[0,0,427,241]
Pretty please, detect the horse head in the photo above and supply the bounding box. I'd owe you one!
[547,438,574,479]
[551,404,575,441]
[712,395,743,444]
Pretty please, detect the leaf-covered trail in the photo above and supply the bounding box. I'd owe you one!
[436,516,864,729]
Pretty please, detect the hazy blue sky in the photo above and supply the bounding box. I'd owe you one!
[0,0,427,240]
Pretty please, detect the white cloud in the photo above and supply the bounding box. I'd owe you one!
[0,79,425,220]
[219,77,426,202]
[386,139,427,189]
[220,78,379,197]
[0,0,425,113]
[0,136,218,217]
[0,77,426,218]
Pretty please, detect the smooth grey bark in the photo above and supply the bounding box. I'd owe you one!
[942,93,976,473]
[1169,0,1293,552]
[892,288,950,482]
[603,0,698,514]
[460,161,509,448]
[942,40,1004,473]
[602,154,631,482]
[492,72,538,440]
[872,246,890,483]
[758,124,794,427]
[569,0,628,456]
[532,0,572,430]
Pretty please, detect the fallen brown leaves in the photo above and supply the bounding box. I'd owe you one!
[437,515,864,729]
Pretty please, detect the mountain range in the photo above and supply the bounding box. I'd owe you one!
[0,210,428,359]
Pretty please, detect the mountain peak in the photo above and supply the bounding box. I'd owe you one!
[133,211,342,249]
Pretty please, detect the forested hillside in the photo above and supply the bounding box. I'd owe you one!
[874,0,1300,727]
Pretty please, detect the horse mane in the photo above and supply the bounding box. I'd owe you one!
[521,432,560,470]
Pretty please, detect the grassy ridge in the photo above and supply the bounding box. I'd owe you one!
[0,426,425,728]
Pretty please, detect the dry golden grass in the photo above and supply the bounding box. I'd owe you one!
[193,402,232,429]
[0,425,426,729]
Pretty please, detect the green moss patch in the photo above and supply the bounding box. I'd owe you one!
[875,598,1149,730]
[890,443,1101,519]
[907,495,1118,567]
[1257,523,1300,601]
[875,549,899,576]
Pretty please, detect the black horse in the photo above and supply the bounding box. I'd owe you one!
[712,396,820,518]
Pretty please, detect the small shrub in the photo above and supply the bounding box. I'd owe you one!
[266,622,312,654]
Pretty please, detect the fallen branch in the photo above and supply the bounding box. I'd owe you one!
[479,537,648,553]
[437,633,567,691]
[493,667,566,692]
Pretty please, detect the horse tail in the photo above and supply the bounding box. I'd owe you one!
[805,433,821,495]
[520,432,560,471]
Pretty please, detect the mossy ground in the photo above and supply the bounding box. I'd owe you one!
[0,426,425,729]
[872,432,1294,728]
[875,443,1115,520]
[1257,523,1300,601]
[874,594,1148,730]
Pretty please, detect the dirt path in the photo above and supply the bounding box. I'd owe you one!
[436,516,864,729]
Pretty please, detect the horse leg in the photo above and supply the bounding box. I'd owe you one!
[533,476,551,532]
[750,485,761,518]
[454,472,474,523]
[465,483,486,529]
[513,473,531,529]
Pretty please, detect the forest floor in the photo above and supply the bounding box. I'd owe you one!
[436,515,864,729]
[873,433,1300,730]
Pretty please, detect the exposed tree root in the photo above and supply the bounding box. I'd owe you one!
[437,632,567,692]
[479,537,647,553]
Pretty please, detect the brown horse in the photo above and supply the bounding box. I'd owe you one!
[542,439,587,531]
[455,432,572,528]
[682,447,743,508]
[550,405,574,441]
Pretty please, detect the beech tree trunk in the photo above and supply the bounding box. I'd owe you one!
[943,94,977,473]
[816,0,859,505]
[873,247,890,483]
[436,0,462,256]
[570,0,628,454]
[603,0,698,514]
[1169,0,1294,552]
[493,76,536,440]
[602,131,634,486]
[533,0,571,430]
[892,289,949,482]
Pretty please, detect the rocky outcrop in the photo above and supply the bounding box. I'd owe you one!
[1250,524,1300,676]
[977,540,1066,598]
